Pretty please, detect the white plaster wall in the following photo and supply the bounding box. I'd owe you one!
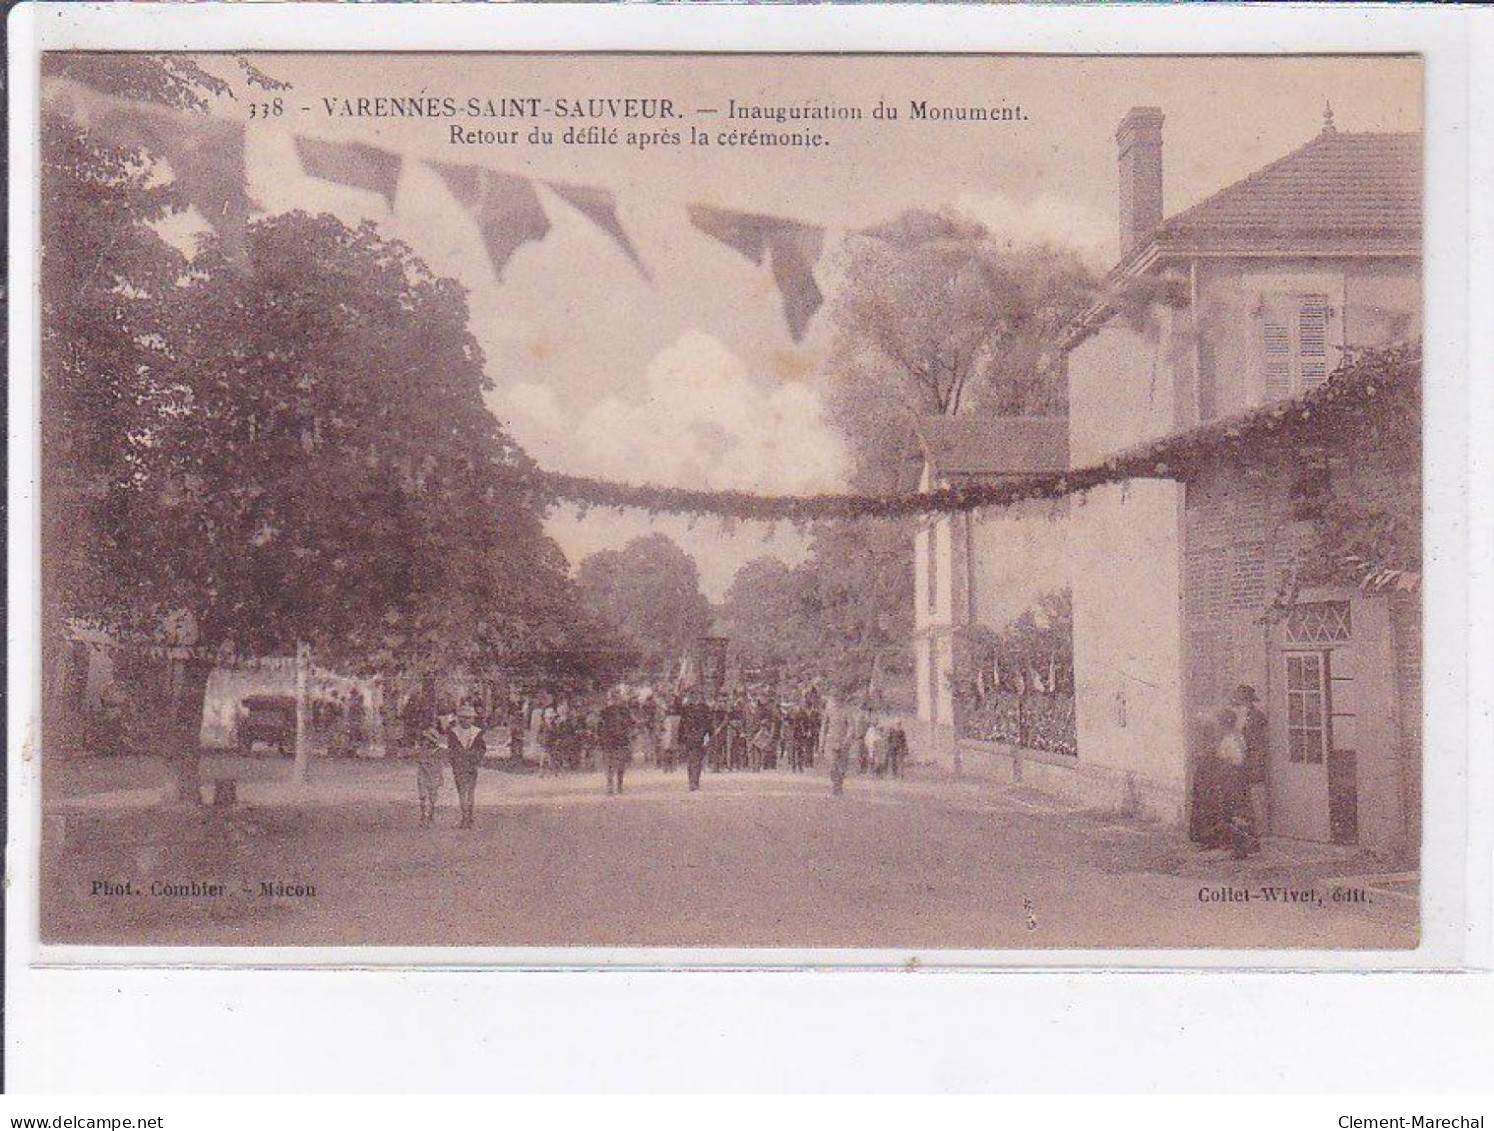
[1072,258,1420,467]
[1197,256,1420,417]
[914,513,954,631]
[1070,479,1188,811]
[914,635,933,724]
[933,514,953,626]
[913,521,931,633]
[934,631,956,728]
[1346,594,1408,855]
[1068,319,1179,465]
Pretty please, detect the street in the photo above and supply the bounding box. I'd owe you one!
[43,758,1417,950]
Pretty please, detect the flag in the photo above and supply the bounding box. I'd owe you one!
[46,78,256,261]
[767,222,824,343]
[431,161,550,281]
[295,136,402,211]
[687,204,825,341]
[546,181,649,280]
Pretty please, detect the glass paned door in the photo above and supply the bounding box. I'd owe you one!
[1273,650,1333,841]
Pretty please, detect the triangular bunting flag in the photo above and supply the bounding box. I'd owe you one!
[295,136,403,211]
[47,78,256,261]
[768,223,825,342]
[688,204,824,341]
[431,161,550,281]
[687,204,771,265]
[546,181,649,280]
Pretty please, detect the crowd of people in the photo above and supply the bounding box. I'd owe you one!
[399,681,913,827]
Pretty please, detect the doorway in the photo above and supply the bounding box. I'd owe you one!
[1270,599,1358,844]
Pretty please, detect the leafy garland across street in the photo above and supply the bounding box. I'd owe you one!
[529,346,1420,523]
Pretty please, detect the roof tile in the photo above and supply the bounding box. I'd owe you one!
[1158,129,1421,246]
[916,417,1070,478]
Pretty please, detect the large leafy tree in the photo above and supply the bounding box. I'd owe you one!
[116,212,584,677]
[825,209,1094,492]
[717,534,911,700]
[39,55,229,665]
[41,58,589,792]
[576,534,713,675]
[718,521,911,702]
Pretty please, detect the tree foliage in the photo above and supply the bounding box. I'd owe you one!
[576,534,714,673]
[824,209,1096,493]
[113,213,584,675]
[39,56,217,638]
[41,56,588,691]
[718,519,913,702]
[724,209,1093,703]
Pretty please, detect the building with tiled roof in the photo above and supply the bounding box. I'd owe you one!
[1149,123,1421,256]
[928,105,1423,858]
[1061,105,1423,848]
[909,415,1073,759]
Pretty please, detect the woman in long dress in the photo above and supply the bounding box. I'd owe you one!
[1214,707,1258,859]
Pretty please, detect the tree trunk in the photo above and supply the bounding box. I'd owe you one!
[165,656,214,806]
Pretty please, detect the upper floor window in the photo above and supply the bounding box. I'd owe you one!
[1261,292,1335,401]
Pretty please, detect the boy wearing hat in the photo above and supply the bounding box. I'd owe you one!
[414,714,449,826]
[447,702,486,829]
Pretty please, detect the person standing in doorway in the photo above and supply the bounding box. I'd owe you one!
[447,702,486,830]
[1215,706,1258,859]
[1232,684,1270,844]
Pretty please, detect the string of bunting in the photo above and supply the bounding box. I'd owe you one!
[44,77,829,341]
[527,347,1420,521]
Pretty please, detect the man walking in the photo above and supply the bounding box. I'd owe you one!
[414,713,448,826]
[887,720,909,779]
[661,692,682,773]
[598,690,634,796]
[679,690,711,792]
[824,695,853,796]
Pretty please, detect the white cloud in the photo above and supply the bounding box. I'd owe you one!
[504,330,850,496]
[496,331,849,600]
[955,190,1113,268]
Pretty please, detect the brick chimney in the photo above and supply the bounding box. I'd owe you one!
[1116,106,1165,258]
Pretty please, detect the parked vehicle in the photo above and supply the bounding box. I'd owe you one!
[236,695,296,756]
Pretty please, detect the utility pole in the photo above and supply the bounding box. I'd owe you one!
[293,641,312,783]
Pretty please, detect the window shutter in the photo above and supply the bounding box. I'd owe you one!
[1262,317,1292,401]
[1298,293,1329,387]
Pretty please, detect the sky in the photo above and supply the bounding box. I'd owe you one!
[156,53,1419,598]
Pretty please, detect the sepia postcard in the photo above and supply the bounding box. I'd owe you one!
[15,36,1464,965]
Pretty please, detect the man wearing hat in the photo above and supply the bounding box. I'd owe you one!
[597,688,634,795]
[447,702,486,829]
[678,689,711,792]
[1231,684,1270,842]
